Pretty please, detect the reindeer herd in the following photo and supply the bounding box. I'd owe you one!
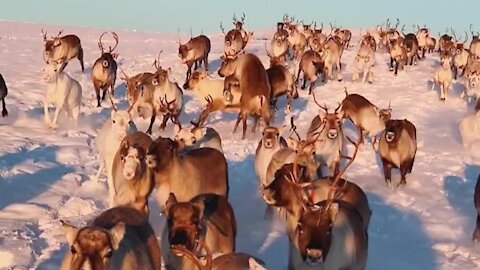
[2,14,480,270]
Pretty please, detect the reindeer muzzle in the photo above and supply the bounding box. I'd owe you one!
[327,129,338,139]
[305,248,323,265]
[386,131,395,142]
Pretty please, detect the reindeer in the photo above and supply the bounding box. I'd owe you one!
[269,34,289,65]
[473,175,480,242]
[162,193,236,270]
[470,24,480,59]
[415,25,430,58]
[60,206,162,270]
[287,22,308,60]
[42,62,82,129]
[333,27,352,49]
[432,54,454,102]
[111,132,153,216]
[120,68,154,111]
[307,96,344,177]
[264,53,298,112]
[459,109,480,148]
[296,50,325,94]
[379,119,417,187]
[301,21,315,41]
[322,37,343,81]
[255,125,287,187]
[151,68,184,132]
[146,137,229,210]
[381,18,402,47]
[263,131,368,270]
[92,32,119,107]
[388,37,407,76]
[170,240,267,270]
[0,74,8,117]
[341,90,392,147]
[353,37,376,83]
[41,29,84,72]
[185,70,242,111]
[178,32,211,87]
[463,70,480,101]
[96,108,137,207]
[173,110,224,153]
[452,32,470,79]
[438,30,454,54]
[427,36,437,54]
[218,53,271,139]
[221,14,253,59]
[403,32,420,66]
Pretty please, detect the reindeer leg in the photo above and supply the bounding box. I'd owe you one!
[50,103,63,129]
[1,98,8,117]
[302,76,307,90]
[394,60,399,76]
[94,83,102,107]
[159,114,169,131]
[336,61,343,81]
[453,66,458,80]
[204,55,209,71]
[367,69,373,84]
[146,110,157,135]
[251,116,259,133]
[473,215,480,242]
[295,67,302,85]
[398,162,409,187]
[389,57,394,71]
[78,47,85,72]
[44,99,51,124]
[308,80,315,95]
[233,113,242,134]
[382,158,393,187]
[241,112,248,139]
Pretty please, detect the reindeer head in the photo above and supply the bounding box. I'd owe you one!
[261,126,285,149]
[146,137,178,170]
[233,12,246,30]
[110,110,135,141]
[384,119,404,143]
[469,73,480,90]
[218,54,239,77]
[164,193,204,250]
[60,220,125,270]
[440,54,452,69]
[312,98,344,141]
[174,125,206,147]
[97,32,119,61]
[118,141,146,181]
[185,70,208,90]
[296,203,338,265]
[42,29,63,64]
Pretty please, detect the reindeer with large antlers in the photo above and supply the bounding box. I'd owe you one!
[221,14,254,59]
[92,32,119,107]
[41,29,84,72]
[453,31,470,79]
[470,24,480,59]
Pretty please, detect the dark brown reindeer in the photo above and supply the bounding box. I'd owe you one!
[92,32,119,107]
[42,29,84,72]
[178,30,211,88]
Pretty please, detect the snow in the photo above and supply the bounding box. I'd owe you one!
[0,20,480,269]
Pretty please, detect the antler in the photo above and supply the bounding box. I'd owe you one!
[463,31,469,44]
[41,29,48,41]
[264,42,273,58]
[98,32,119,53]
[190,27,193,40]
[386,18,391,29]
[159,94,177,113]
[394,18,400,30]
[312,93,328,112]
[119,67,129,80]
[220,22,226,34]
[233,13,238,23]
[153,50,163,71]
[52,30,63,39]
[170,239,212,270]
[240,12,246,24]
[470,24,475,36]
[177,28,182,45]
[289,116,301,141]
[323,127,362,213]
[190,95,215,127]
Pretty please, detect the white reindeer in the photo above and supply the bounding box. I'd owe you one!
[459,110,480,148]
[96,109,137,207]
[432,55,453,101]
[352,40,375,83]
[42,63,82,129]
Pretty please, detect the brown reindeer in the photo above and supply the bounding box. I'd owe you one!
[92,32,119,107]
[60,206,162,270]
[170,240,267,270]
[178,32,211,87]
[379,119,417,188]
[111,131,154,216]
[297,50,325,94]
[218,53,271,139]
[42,29,84,72]
[162,193,236,270]
[146,137,229,211]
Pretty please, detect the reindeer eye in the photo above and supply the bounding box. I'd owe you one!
[70,245,77,254]
[112,120,116,124]
[105,249,113,258]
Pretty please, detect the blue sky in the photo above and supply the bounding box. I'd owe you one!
[1,0,479,35]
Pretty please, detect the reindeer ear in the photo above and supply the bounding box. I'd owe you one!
[328,203,339,221]
[337,110,344,119]
[192,198,206,221]
[193,127,205,140]
[109,222,126,250]
[287,137,299,149]
[165,193,178,215]
[319,110,327,120]
[60,220,79,246]
[248,258,266,270]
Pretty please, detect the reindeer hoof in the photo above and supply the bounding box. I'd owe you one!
[440,98,446,102]
[49,123,58,130]
[397,181,407,188]
[2,110,7,117]
[338,78,343,82]
[389,67,394,72]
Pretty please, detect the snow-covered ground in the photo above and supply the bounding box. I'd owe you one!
[0,21,480,269]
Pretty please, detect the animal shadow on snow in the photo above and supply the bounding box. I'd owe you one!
[367,192,438,270]
[0,145,74,210]
[444,164,480,240]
